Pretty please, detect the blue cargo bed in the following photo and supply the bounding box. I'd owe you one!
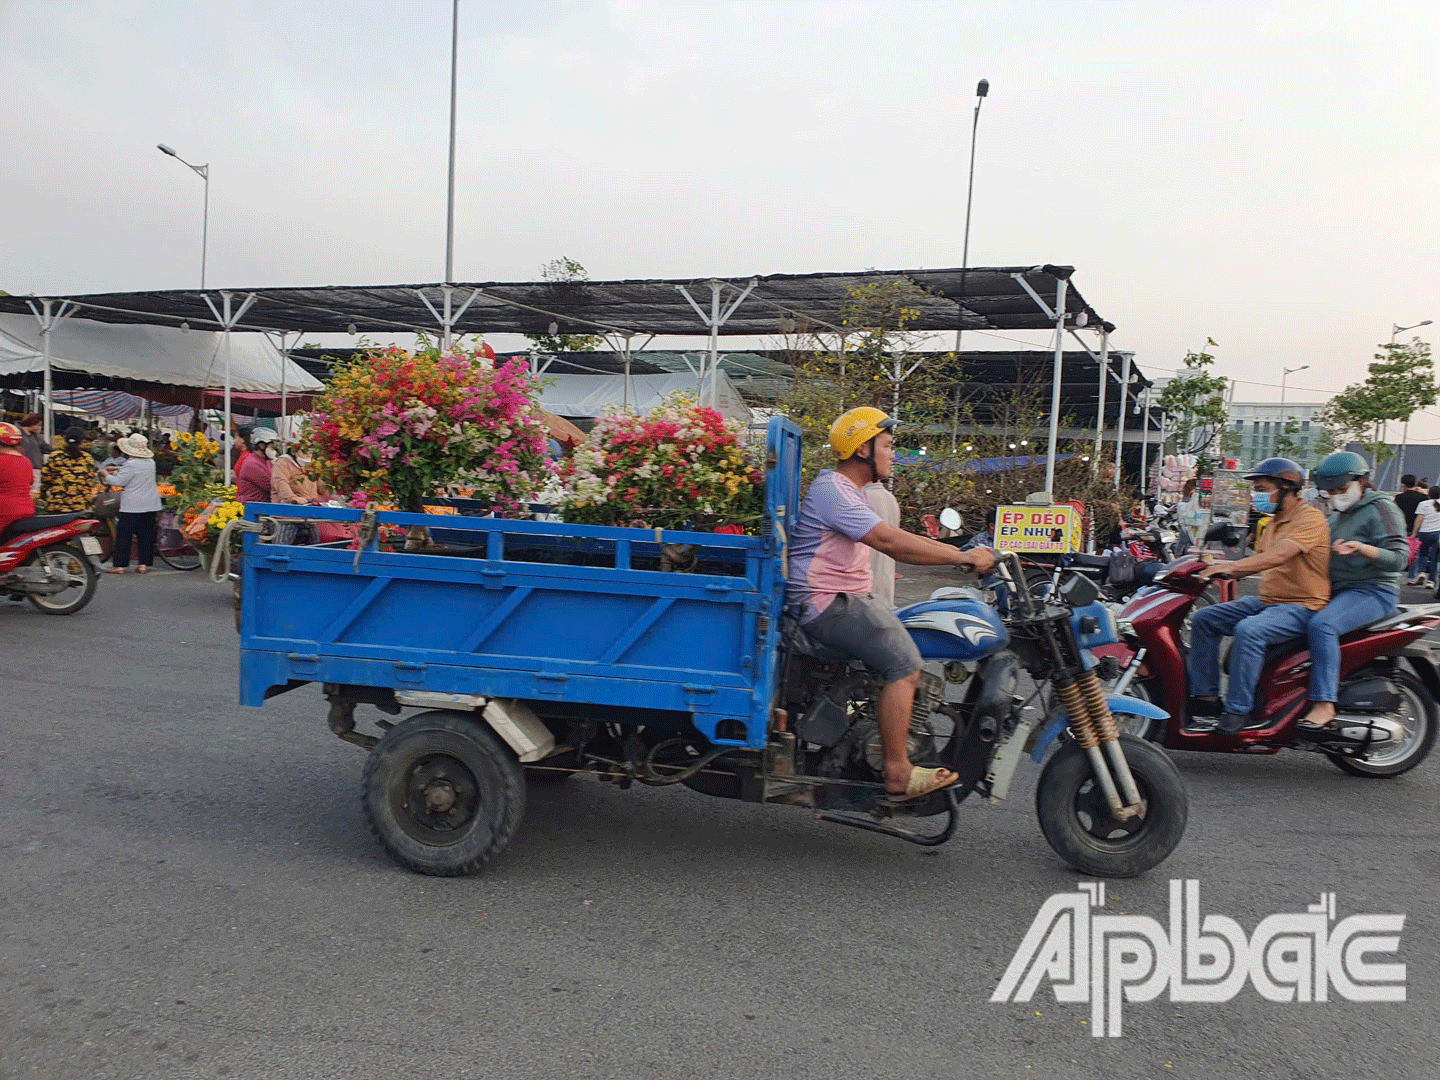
[238,418,803,750]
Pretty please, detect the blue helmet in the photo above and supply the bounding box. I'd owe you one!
[1243,457,1304,490]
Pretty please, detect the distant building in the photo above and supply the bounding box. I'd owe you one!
[1227,401,1327,469]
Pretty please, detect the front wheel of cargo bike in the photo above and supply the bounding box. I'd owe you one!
[1034,735,1187,878]
[362,710,526,876]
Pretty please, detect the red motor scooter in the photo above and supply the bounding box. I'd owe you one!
[0,512,103,615]
[1105,559,1440,777]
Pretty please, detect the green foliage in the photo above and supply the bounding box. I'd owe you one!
[528,257,603,354]
[1319,338,1436,463]
[1156,338,1230,456]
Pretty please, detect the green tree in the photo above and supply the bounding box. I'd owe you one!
[1318,338,1436,465]
[528,257,603,353]
[1155,338,1231,468]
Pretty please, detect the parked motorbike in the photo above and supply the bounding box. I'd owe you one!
[1103,559,1440,777]
[0,512,103,614]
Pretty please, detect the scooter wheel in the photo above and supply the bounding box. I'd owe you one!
[26,544,98,615]
[1325,671,1436,778]
[1034,735,1187,878]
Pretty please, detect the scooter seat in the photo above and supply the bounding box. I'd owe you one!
[1070,553,1112,569]
[0,512,90,541]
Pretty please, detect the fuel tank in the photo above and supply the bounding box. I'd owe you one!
[895,589,1009,662]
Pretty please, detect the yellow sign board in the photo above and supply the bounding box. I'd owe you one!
[993,504,1081,553]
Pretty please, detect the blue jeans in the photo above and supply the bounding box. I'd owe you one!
[1188,597,1315,714]
[1306,584,1398,702]
[1411,532,1439,582]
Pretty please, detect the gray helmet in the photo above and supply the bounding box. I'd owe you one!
[1312,450,1369,490]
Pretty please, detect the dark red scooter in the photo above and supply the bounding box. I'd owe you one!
[1106,559,1440,777]
[0,512,102,614]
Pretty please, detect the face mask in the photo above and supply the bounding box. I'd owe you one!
[1251,491,1277,516]
[1327,482,1361,512]
[265,447,279,461]
[296,456,312,469]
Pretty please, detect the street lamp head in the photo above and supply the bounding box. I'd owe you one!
[157,143,178,157]
[976,79,990,98]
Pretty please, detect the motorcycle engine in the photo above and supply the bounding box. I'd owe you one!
[862,668,944,772]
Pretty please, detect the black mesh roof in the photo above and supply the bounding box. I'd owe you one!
[0,266,1103,338]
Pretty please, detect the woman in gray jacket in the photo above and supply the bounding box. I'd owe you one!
[1301,451,1409,734]
[98,433,163,574]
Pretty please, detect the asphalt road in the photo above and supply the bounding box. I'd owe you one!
[3,566,1438,1079]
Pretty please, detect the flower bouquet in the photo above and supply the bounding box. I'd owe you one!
[299,345,552,522]
[557,395,764,533]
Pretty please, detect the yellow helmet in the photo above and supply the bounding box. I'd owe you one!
[829,407,897,460]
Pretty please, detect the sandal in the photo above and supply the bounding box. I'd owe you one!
[887,766,961,804]
[135,565,149,574]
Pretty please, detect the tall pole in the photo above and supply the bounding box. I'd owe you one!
[953,78,989,356]
[199,164,209,290]
[1043,276,1068,501]
[444,0,459,283]
[157,145,209,288]
[1139,387,1151,502]
[1113,352,1132,490]
[1092,325,1110,478]
[223,292,233,486]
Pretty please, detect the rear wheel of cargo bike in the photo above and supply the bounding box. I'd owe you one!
[362,710,526,876]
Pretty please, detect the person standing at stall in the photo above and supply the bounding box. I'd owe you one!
[98,433,163,574]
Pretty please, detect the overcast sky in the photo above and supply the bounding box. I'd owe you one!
[2,1,1436,435]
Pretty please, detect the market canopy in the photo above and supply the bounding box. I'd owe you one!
[0,313,321,394]
[0,265,1103,339]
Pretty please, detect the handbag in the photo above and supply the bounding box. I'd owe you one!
[92,489,121,518]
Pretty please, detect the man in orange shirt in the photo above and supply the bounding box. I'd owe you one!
[1188,458,1330,733]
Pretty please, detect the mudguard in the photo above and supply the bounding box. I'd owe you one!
[1030,694,1169,762]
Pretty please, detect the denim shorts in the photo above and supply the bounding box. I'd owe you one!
[804,592,923,683]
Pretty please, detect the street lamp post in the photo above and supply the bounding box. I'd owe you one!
[1391,320,1432,482]
[157,144,209,289]
[1279,363,1308,463]
[950,78,989,451]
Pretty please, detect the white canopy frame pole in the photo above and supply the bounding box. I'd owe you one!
[675,279,757,409]
[1092,326,1110,478]
[1139,386,1152,502]
[1009,270,1070,500]
[417,286,481,353]
[1114,351,1133,491]
[26,298,78,445]
[204,290,257,485]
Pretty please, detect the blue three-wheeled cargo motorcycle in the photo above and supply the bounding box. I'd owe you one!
[238,419,1187,878]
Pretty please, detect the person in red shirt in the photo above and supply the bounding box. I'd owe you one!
[0,422,37,534]
[236,427,278,504]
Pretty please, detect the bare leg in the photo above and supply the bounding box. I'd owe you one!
[879,671,952,794]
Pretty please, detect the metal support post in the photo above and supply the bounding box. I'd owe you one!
[26,298,78,445]
[1114,351,1132,490]
[417,286,481,352]
[1093,326,1110,479]
[1139,387,1151,502]
[444,0,459,282]
[204,290,257,485]
[675,279,757,409]
[1043,277,1069,500]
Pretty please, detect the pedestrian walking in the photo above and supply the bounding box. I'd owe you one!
[1407,486,1440,589]
[99,433,163,574]
[17,413,48,496]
